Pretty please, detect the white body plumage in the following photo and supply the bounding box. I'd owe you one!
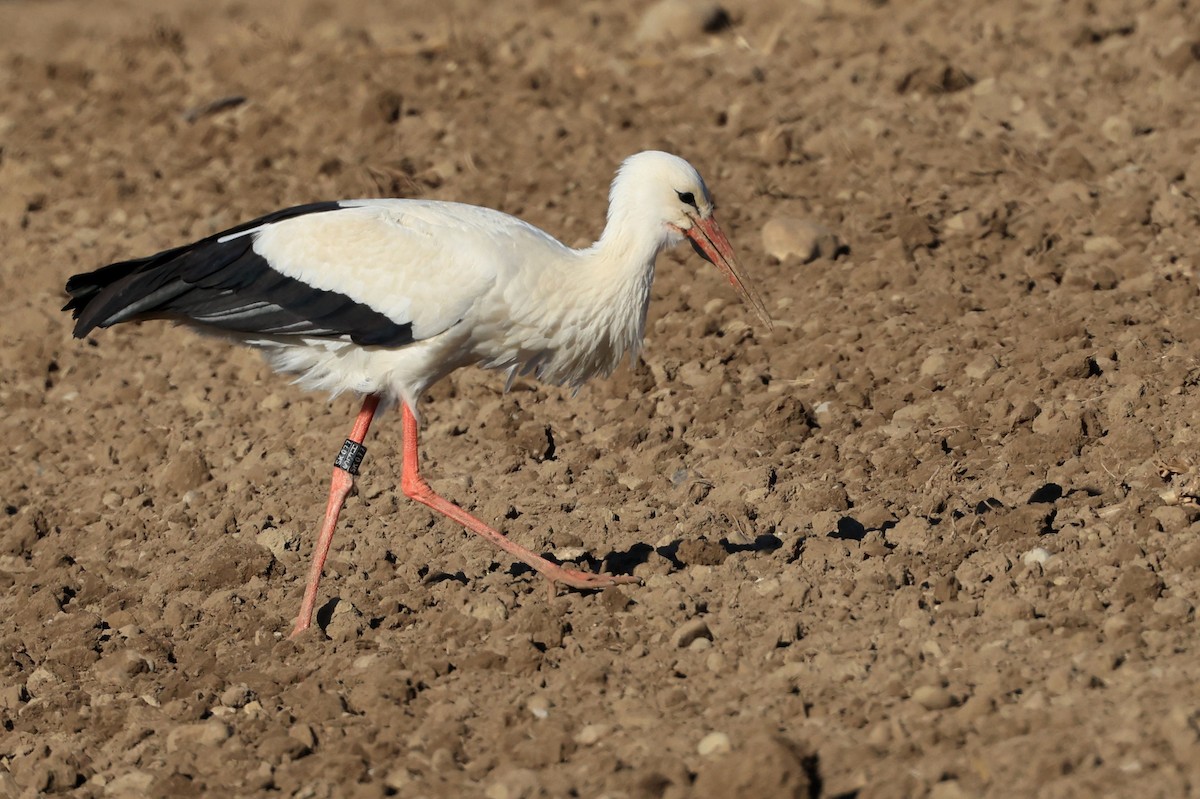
[254,196,658,409]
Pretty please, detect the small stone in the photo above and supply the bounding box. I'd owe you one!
[93,649,150,686]
[550,546,587,562]
[162,447,211,494]
[854,504,896,531]
[220,683,254,708]
[886,515,931,550]
[912,685,954,710]
[697,731,732,756]
[288,723,317,750]
[1163,40,1200,76]
[1046,180,1092,205]
[1022,547,1051,567]
[753,576,781,596]
[104,770,155,797]
[761,216,838,263]
[896,212,938,254]
[325,600,366,643]
[635,0,730,44]
[672,618,714,648]
[866,722,892,749]
[383,768,413,792]
[0,684,27,711]
[25,666,62,697]
[166,720,231,753]
[1051,147,1096,179]
[809,510,841,535]
[919,352,948,376]
[758,126,791,163]
[256,526,299,559]
[1151,505,1191,534]
[1100,115,1133,143]
[527,695,551,720]
[575,724,609,745]
[485,769,541,799]
[964,354,998,380]
[930,780,968,799]
[466,595,510,622]
[1083,235,1123,255]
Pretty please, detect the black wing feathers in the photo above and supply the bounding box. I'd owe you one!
[64,202,415,348]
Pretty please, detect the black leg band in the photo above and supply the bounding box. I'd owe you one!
[335,440,367,475]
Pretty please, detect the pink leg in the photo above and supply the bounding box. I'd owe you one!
[399,402,640,591]
[290,394,381,638]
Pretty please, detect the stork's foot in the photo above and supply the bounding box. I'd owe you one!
[535,561,642,592]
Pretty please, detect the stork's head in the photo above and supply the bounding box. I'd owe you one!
[612,151,772,328]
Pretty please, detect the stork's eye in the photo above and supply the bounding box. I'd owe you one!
[676,190,697,209]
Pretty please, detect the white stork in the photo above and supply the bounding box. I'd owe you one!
[64,150,771,637]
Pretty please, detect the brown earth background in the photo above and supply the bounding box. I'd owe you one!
[3,0,1200,796]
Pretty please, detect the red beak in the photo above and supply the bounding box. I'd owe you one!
[685,215,773,329]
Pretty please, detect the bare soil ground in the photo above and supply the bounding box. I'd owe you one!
[3,0,1200,796]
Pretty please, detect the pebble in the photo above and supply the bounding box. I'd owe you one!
[930,779,968,799]
[326,600,366,643]
[256,526,299,559]
[1101,115,1134,143]
[1164,39,1200,76]
[758,126,791,163]
[753,576,781,597]
[93,650,150,686]
[919,352,948,376]
[896,212,938,253]
[0,684,26,711]
[165,720,231,753]
[964,354,998,380]
[1022,547,1051,567]
[866,721,892,749]
[854,504,896,531]
[886,516,931,550]
[466,595,510,622]
[635,0,730,44]
[574,724,609,745]
[809,510,841,535]
[697,731,732,756]
[161,447,211,493]
[288,723,317,749]
[1151,505,1192,534]
[550,546,587,562]
[383,768,413,792]
[527,695,550,719]
[761,216,838,263]
[25,666,62,697]
[1083,235,1123,255]
[911,685,955,710]
[671,618,714,648]
[104,770,155,797]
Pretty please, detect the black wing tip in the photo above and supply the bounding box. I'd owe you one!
[63,275,100,335]
[59,201,417,346]
[350,321,416,347]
